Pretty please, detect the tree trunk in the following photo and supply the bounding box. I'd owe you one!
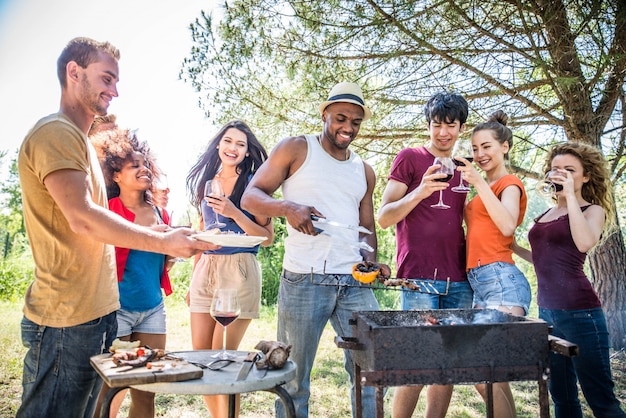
[588,223,626,349]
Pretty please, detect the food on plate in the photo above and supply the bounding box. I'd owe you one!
[351,261,381,283]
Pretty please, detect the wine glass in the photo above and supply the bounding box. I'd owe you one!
[535,170,564,199]
[430,157,455,210]
[210,288,241,360]
[203,179,226,229]
[451,140,473,193]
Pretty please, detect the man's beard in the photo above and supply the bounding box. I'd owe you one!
[80,75,108,116]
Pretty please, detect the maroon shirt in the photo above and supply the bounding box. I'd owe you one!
[389,147,467,281]
[528,206,601,310]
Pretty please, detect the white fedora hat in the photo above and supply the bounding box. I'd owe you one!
[318,82,372,121]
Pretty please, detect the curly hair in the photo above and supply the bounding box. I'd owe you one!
[89,128,162,201]
[472,110,513,159]
[543,142,617,239]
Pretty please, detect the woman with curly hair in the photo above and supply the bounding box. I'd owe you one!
[514,142,625,417]
[91,128,172,418]
[186,120,273,418]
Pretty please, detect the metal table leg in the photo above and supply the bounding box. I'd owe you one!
[265,385,296,418]
[99,386,128,418]
[228,394,236,418]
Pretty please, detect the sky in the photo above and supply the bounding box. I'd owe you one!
[0,0,221,220]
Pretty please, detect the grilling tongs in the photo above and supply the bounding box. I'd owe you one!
[311,215,372,235]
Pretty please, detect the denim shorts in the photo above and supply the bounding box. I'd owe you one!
[467,261,531,315]
[116,301,166,336]
[401,279,473,310]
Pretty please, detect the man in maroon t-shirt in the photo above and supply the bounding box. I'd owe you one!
[377,91,472,418]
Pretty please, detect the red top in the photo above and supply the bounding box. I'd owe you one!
[108,197,172,296]
[529,206,601,310]
[389,147,467,281]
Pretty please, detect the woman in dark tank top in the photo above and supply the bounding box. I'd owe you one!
[513,142,625,418]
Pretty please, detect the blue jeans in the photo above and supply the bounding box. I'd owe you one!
[17,312,118,418]
[275,270,379,418]
[540,307,626,418]
[467,261,531,315]
[401,279,473,310]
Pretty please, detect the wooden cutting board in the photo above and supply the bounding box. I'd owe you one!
[90,353,204,388]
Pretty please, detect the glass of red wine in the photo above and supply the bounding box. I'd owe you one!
[451,140,473,193]
[535,170,564,199]
[210,288,241,360]
[430,157,455,209]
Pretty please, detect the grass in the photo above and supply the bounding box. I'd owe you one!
[2,297,626,417]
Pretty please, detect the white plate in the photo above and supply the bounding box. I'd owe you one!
[191,233,267,248]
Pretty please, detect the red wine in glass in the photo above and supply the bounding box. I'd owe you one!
[535,170,564,198]
[453,157,474,167]
[210,289,241,359]
[451,141,473,192]
[431,157,455,209]
[434,174,454,182]
[213,312,239,327]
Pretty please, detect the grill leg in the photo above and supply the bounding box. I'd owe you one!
[375,386,385,418]
[355,362,363,418]
[485,383,494,418]
[538,377,550,418]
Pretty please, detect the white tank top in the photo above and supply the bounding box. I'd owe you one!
[282,134,366,274]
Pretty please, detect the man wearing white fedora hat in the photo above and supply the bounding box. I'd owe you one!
[242,82,389,418]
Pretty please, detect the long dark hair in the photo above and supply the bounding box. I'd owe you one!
[186,120,268,210]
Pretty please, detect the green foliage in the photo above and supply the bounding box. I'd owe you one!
[257,216,287,306]
[0,154,26,258]
[167,258,194,300]
[0,249,34,302]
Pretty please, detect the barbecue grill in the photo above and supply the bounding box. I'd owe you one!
[337,309,576,418]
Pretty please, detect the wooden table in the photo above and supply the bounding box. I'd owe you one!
[92,350,296,418]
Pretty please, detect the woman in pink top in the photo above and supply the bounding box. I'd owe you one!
[456,110,531,418]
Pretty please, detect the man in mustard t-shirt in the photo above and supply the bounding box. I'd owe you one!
[16,37,217,418]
